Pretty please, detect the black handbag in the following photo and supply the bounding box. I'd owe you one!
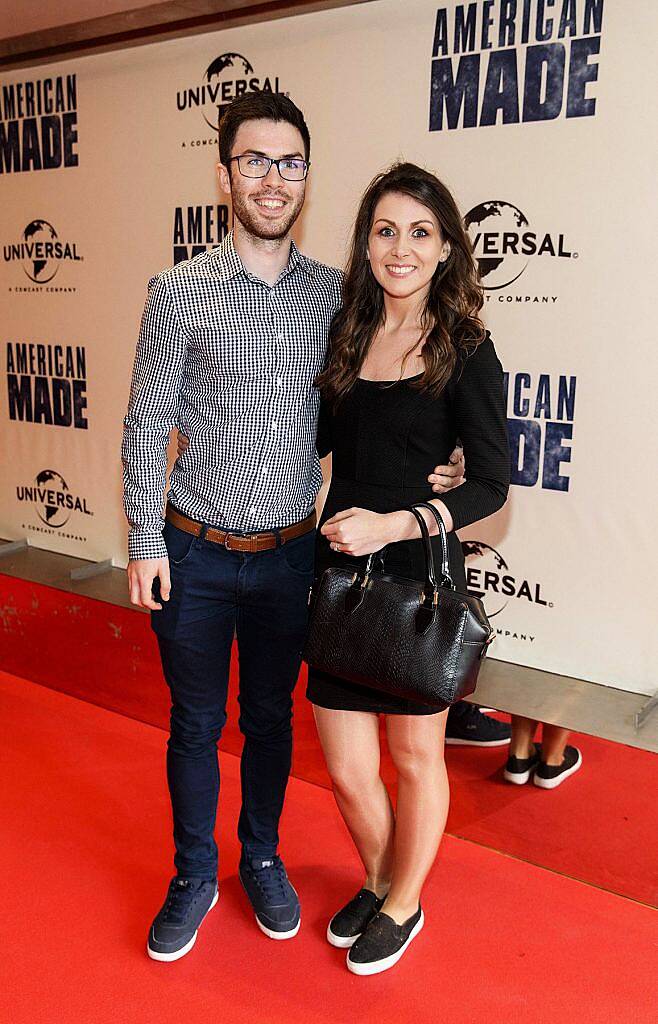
[303,502,495,708]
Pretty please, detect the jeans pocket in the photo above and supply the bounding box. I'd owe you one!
[164,521,198,566]
[281,530,316,577]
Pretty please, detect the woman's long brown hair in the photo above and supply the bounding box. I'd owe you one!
[316,162,486,403]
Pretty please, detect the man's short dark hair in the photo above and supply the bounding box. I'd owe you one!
[218,93,311,167]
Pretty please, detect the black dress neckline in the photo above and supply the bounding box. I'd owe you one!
[357,372,424,386]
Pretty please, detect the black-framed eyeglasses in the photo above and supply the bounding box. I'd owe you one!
[229,153,310,181]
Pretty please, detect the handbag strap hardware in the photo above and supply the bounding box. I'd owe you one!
[341,506,454,626]
[479,629,496,658]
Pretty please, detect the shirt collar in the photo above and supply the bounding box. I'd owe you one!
[213,230,315,283]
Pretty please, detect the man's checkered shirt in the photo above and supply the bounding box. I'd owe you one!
[121,232,342,560]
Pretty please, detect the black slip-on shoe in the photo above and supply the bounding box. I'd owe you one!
[534,746,582,789]
[504,742,542,784]
[347,907,424,976]
[445,704,511,746]
[327,888,386,948]
[147,876,218,962]
[239,855,301,940]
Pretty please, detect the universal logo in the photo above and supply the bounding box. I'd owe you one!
[464,201,577,297]
[16,470,93,533]
[462,540,552,619]
[177,52,286,148]
[3,219,82,287]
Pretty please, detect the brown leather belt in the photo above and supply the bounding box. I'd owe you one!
[165,504,316,553]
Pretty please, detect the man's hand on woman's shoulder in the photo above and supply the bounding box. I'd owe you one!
[177,431,189,458]
[428,446,465,493]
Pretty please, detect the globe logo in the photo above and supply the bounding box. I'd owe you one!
[203,53,255,131]
[34,470,72,528]
[21,219,60,283]
[464,201,530,290]
[462,540,510,617]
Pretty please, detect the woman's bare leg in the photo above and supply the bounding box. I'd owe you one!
[509,714,539,758]
[313,706,394,896]
[541,724,571,765]
[381,710,449,924]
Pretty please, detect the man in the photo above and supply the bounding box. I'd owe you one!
[122,92,505,964]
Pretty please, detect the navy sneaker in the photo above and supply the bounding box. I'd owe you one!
[239,855,301,940]
[327,888,386,948]
[445,703,511,746]
[147,876,218,962]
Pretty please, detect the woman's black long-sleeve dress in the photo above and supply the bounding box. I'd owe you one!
[306,334,510,716]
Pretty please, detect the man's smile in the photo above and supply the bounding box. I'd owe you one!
[254,196,287,211]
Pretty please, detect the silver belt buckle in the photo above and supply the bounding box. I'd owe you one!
[224,529,250,551]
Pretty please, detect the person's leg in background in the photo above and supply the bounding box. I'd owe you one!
[541,724,570,764]
[509,714,538,759]
[503,713,542,784]
[534,723,582,789]
[503,714,582,788]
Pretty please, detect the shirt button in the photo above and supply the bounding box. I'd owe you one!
[276,377,283,387]
[271,422,278,432]
[261,465,268,475]
[249,506,257,515]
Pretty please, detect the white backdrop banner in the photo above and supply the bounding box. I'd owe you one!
[1,0,656,696]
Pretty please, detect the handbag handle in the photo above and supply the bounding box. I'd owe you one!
[347,503,454,614]
[413,502,455,590]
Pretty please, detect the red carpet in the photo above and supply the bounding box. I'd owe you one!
[1,670,657,1024]
[2,571,657,907]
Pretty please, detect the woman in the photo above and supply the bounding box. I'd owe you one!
[307,162,509,975]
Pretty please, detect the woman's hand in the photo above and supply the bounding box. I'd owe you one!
[322,499,454,556]
[321,508,403,556]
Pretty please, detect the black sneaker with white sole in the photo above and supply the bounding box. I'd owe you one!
[239,855,301,940]
[534,745,582,789]
[347,907,424,976]
[504,742,542,784]
[445,702,511,747]
[147,876,218,962]
[327,888,386,948]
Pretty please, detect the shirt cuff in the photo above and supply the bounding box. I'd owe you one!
[128,529,168,561]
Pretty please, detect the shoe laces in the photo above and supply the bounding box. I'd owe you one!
[250,856,289,902]
[162,878,203,925]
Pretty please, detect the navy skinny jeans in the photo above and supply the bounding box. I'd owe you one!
[151,516,314,880]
